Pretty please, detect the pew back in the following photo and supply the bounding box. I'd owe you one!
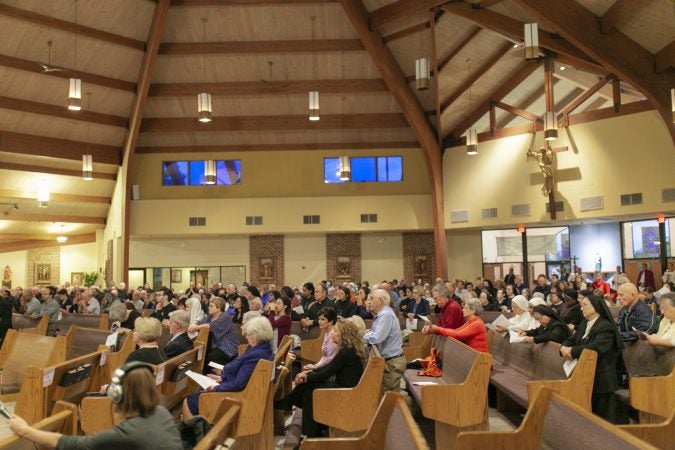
[12,314,48,335]
[0,401,77,450]
[56,314,108,334]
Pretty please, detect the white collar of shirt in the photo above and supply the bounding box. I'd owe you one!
[170,331,186,342]
[582,316,599,340]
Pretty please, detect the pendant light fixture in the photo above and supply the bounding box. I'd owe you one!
[524,23,539,60]
[466,59,478,156]
[308,16,320,121]
[204,160,216,185]
[82,92,93,180]
[197,18,212,123]
[338,155,351,181]
[415,58,430,91]
[68,0,82,111]
[37,178,50,208]
[544,111,558,141]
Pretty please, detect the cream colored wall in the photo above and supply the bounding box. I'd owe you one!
[132,148,430,200]
[284,235,327,287]
[129,237,250,276]
[1,250,27,289]
[443,111,675,228]
[60,242,98,285]
[102,166,127,282]
[130,194,433,236]
[361,233,403,282]
[447,229,483,281]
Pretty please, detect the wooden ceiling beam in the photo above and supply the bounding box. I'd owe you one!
[0,131,121,165]
[510,0,675,143]
[440,41,512,113]
[600,0,648,34]
[136,141,419,153]
[370,0,448,30]
[558,74,613,117]
[476,0,504,7]
[449,60,542,138]
[494,101,539,122]
[140,113,409,132]
[0,95,128,128]
[169,0,336,5]
[0,4,145,51]
[655,41,675,73]
[566,99,653,126]
[0,233,97,253]
[2,214,106,225]
[0,233,67,241]
[122,0,170,280]
[149,79,387,96]
[0,189,110,205]
[495,81,547,129]
[442,1,604,74]
[159,39,363,54]
[340,0,447,278]
[437,26,481,73]
[0,162,116,181]
[383,20,430,44]
[0,53,136,93]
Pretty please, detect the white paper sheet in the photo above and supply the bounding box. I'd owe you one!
[563,358,578,378]
[508,330,525,343]
[412,381,438,386]
[406,318,418,330]
[208,361,224,371]
[105,331,118,348]
[186,370,219,390]
[417,315,432,323]
[491,314,512,330]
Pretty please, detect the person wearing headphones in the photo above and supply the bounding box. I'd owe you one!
[5,361,182,449]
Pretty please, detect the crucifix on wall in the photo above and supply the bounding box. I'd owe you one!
[527,139,568,219]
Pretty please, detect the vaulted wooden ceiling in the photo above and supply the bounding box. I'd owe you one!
[0,0,673,252]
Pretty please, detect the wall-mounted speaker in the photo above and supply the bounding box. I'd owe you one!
[132,184,140,200]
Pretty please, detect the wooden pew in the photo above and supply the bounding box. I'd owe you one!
[14,349,105,425]
[456,388,657,450]
[12,314,49,335]
[301,392,430,450]
[56,314,109,334]
[490,332,597,411]
[79,344,205,433]
[199,359,274,450]
[194,398,241,450]
[403,332,432,362]
[618,409,675,450]
[0,401,77,450]
[404,335,492,450]
[313,346,385,437]
[628,366,674,423]
[63,325,131,360]
[299,329,325,365]
[0,330,67,400]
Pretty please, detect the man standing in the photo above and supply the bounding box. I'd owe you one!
[164,310,194,358]
[636,263,656,292]
[424,284,464,333]
[504,267,516,285]
[364,289,405,394]
[617,282,656,342]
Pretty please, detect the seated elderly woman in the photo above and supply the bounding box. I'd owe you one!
[9,361,183,449]
[188,297,239,369]
[427,297,488,353]
[519,305,570,344]
[126,317,167,365]
[109,302,141,332]
[493,295,537,333]
[640,292,675,347]
[182,316,274,420]
[275,319,365,437]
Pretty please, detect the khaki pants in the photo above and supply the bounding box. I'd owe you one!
[382,355,406,394]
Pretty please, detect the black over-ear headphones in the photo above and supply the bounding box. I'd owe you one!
[107,361,154,404]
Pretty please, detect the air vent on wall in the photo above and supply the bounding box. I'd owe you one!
[303,215,320,225]
[451,210,469,223]
[546,201,564,213]
[481,208,498,219]
[245,216,263,226]
[580,196,604,211]
[662,188,675,202]
[360,213,378,223]
[620,193,643,206]
[189,217,206,227]
[511,204,530,217]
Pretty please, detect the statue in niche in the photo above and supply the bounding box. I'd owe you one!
[2,265,11,289]
[527,147,554,197]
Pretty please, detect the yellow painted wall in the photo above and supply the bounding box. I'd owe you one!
[443,111,675,228]
[102,167,127,282]
[1,250,27,289]
[284,235,327,287]
[60,242,98,285]
[447,229,483,281]
[132,148,430,200]
[130,194,433,236]
[361,233,403,282]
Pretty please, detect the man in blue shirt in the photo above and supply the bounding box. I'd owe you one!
[364,289,404,394]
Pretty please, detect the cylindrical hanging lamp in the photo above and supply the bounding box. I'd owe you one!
[82,154,93,180]
[466,129,478,155]
[68,78,82,110]
[198,92,212,123]
[205,160,216,185]
[309,91,320,121]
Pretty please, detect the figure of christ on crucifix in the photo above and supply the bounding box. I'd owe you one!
[527,146,554,197]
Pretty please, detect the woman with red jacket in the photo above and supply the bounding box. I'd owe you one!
[428,297,488,353]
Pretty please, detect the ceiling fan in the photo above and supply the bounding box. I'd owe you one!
[38,41,69,73]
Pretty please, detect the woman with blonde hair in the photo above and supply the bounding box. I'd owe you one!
[276,320,365,437]
[126,317,166,365]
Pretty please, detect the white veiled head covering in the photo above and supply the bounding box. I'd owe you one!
[529,298,547,308]
[511,295,530,312]
[186,296,205,324]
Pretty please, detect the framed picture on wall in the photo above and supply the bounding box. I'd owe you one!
[259,257,274,282]
[71,272,84,286]
[171,269,182,283]
[35,263,51,285]
[336,256,351,280]
[413,255,429,279]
